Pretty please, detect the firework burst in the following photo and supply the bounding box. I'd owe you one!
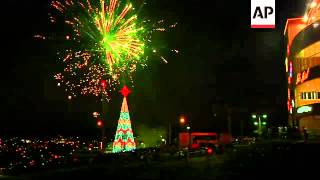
[36,0,178,100]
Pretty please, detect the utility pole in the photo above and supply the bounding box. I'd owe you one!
[240,119,244,136]
[258,116,262,135]
[100,79,107,152]
[227,108,232,135]
[168,121,172,144]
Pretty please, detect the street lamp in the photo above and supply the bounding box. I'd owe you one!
[95,115,105,152]
[92,112,100,118]
[161,138,167,145]
[179,116,186,124]
[252,113,268,136]
[179,115,192,149]
[97,120,103,128]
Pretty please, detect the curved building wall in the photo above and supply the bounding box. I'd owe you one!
[292,36,320,133]
[285,2,320,134]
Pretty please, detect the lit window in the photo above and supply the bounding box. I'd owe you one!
[311,92,314,99]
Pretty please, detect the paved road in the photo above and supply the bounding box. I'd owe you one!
[2,154,230,180]
[3,142,320,179]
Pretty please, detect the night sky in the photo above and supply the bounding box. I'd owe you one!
[0,0,307,136]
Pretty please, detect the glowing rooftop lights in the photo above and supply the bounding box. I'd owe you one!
[303,14,308,22]
[310,1,317,8]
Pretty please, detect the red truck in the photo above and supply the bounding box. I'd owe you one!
[179,132,232,149]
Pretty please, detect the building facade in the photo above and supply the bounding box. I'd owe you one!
[284,0,320,136]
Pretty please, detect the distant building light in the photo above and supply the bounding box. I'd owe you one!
[252,115,257,119]
[254,122,258,126]
[262,122,267,125]
[262,114,267,118]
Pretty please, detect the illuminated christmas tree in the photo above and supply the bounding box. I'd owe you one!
[112,85,136,153]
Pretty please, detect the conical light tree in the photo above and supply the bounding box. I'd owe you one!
[112,85,136,153]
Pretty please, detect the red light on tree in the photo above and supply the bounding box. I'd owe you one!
[101,80,107,89]
[207,148,213,154]
[97,120,103,127]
